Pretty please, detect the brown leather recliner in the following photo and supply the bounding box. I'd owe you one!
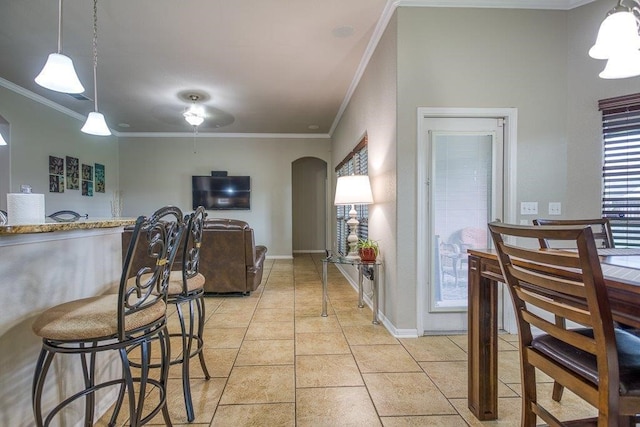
[200,218,267,294]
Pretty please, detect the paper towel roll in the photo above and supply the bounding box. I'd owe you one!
[7,193,45,225]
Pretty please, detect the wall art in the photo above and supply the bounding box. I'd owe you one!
[94,163,105,193]
[82,163,94,197]
[66,156,79,190]
[48,155,64,193]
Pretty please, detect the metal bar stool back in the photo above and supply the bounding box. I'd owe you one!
[31,206,184,426]
[165,205,210,422]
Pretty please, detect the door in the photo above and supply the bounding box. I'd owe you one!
[419,116,507,334]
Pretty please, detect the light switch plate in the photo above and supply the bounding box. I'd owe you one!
[520,202,538,215]
[548,202,561,215]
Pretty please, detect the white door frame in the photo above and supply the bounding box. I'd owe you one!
[416,107,518,336]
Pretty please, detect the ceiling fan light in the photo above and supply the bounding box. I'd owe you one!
[589,11,640,60]
[81,111,112,136]
[599,49,640,79]
[35,53,85,94]
[183,104,206,126]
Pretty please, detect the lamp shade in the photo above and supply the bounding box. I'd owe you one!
[0,133,7,146]
[334,175,373,205]
[81,112,111,136]
[34,53,85,94]
[599,49,640,79]
[589,11,640,60]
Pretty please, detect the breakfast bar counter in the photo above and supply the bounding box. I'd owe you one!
[0,217,136,234]
[0,218,136,426]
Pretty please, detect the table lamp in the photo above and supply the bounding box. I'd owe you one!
[334,175,374,259]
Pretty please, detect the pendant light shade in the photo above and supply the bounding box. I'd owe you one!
[589,10,640,60]
[81,0,111,136]
[35,53,85,94]
[599,49,640,79]
[81,112,111,136]
[590,1,640,79]
[35,0,84,94]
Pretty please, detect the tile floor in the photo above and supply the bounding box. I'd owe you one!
[99,253,596,426]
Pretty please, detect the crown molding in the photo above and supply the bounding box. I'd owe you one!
[0,77,87,123]
[396,0,596,9]
[117,131,331,139]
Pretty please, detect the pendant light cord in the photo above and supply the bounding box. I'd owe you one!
[57,0,63,54]
[193,125,199,154]
[92,0,99,112]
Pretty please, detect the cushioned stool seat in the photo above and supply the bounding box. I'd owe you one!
[167,271,206,295]
[32,295,165,341]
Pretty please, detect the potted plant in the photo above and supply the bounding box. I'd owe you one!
[357,238,379,262]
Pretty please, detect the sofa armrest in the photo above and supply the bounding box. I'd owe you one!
[246,244,268,291]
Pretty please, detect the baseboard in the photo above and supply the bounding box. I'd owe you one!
[292,250,326,254]
[333,264,419,338]
[265,255,294,260]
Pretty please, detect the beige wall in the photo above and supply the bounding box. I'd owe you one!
[333,6,575,331]
[118,135,330,257]
[0,85,119,217]
[332,13,398,326]
[566,0,640,217]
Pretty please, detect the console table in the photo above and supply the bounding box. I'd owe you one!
[321,255,381,324]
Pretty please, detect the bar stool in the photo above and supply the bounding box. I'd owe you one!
[31,206,184,426]
[166,206,210,422]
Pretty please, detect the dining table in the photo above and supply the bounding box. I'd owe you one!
[466,247,640,421]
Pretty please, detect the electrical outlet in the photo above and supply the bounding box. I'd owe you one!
[520,220,529,225]
[520,202,538,215]
[548,202,561,215]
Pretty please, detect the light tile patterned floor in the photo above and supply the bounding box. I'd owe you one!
[99,253,595,426]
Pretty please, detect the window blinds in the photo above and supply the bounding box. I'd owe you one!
[335,136,369,255]
[600,93,640,247]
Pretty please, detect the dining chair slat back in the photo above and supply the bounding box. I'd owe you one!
[488,222,640,427]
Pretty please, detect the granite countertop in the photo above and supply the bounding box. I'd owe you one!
[0,218,137,234]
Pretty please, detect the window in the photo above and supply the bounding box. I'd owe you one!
[600,93,640,247]
[335,134,368,255]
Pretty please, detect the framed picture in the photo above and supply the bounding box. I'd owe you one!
[49,155,64,176]
[66,156,79,190]
[82,163,94,181]
[82,163,94,197]
[94,163,105,193]
[49,175,64,193]
[82,180,93,197]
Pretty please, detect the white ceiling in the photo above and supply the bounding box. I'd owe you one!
[0,0,596,136]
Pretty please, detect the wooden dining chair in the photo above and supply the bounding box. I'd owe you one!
[533,217,616,402]
[488,222,640,427]
[533,218,614,249]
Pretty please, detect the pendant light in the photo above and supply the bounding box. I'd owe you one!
[589,0,640,79]
[81,0,111,136]
[35,0,84,94]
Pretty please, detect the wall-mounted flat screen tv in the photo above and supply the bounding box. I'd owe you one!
[192,175,250,210]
